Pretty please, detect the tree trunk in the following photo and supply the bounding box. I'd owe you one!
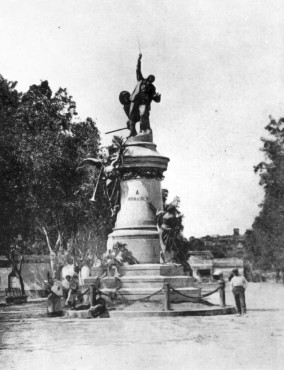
[17,273,25,295]
[7,272,13,291]
[9,254,26,295]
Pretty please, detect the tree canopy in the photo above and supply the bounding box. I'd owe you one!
[246,116,284,270]
[0,75,110,264]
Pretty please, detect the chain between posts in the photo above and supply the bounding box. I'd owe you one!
[200,287,220,298]
[88,284,164,305]
[77,287,90,300]
[115,288,164,304]
[87,282,222,306]
[170,286,220,300]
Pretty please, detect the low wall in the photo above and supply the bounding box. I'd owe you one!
[213,258,243,279]
[0,267,11,290]
[188,254,244,282]
[0,255,51,297]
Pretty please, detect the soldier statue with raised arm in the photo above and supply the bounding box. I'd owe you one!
[119,53,161,137]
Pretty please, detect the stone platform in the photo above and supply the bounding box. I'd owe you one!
[64,306,236,319]
[84,264,201,303]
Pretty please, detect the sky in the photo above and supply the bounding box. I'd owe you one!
[1,0,284,237]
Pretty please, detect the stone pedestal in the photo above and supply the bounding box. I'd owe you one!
[87,132,200,303]
[108,133,169,263]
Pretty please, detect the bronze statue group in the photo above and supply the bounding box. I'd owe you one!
[119,53,161,137]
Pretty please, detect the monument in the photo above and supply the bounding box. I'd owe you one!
[84,54,200,302]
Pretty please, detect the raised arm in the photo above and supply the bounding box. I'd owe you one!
[136,53,144,81]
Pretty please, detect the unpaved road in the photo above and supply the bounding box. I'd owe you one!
[0,283,283,370]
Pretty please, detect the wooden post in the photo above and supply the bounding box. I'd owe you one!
[219,280,226,307]
[164,282,171,311]
[90,284,95,307]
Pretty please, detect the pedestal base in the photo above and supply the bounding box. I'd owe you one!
[85,264,200,303]
[108,229,160,264]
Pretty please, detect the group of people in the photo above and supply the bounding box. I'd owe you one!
[45,265,248,317]
[45,272,108,317]
[45,273,80,314]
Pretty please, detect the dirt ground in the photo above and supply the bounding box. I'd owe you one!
[0,283,284,370]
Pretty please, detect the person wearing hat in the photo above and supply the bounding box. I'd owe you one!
[230,268,248,316]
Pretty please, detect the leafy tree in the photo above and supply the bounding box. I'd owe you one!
[248,116,284,271]
[0,76,110,287]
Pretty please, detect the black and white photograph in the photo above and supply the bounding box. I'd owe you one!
[0,1,284,369]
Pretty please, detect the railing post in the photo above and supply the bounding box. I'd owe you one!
[164,282,171,311]
[219,280,226,307]
[90,284,95,306]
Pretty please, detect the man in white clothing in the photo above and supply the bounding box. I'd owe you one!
[230,268,248,316]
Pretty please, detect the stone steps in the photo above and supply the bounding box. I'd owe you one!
[91,263,185,277]
[117,275,195,289]
[85,264,199,303]
[101,286,201,303]
[84,275,196,290]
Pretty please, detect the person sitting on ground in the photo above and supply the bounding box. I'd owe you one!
[230,268,248,317]
[89,289,109,318]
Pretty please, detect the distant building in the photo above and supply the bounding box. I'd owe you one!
[200,228,246,259]
[188,229,245,281]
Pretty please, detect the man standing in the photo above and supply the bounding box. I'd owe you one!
[66,274,79,310]
[231,268,248,316]
[126,53,161,136]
